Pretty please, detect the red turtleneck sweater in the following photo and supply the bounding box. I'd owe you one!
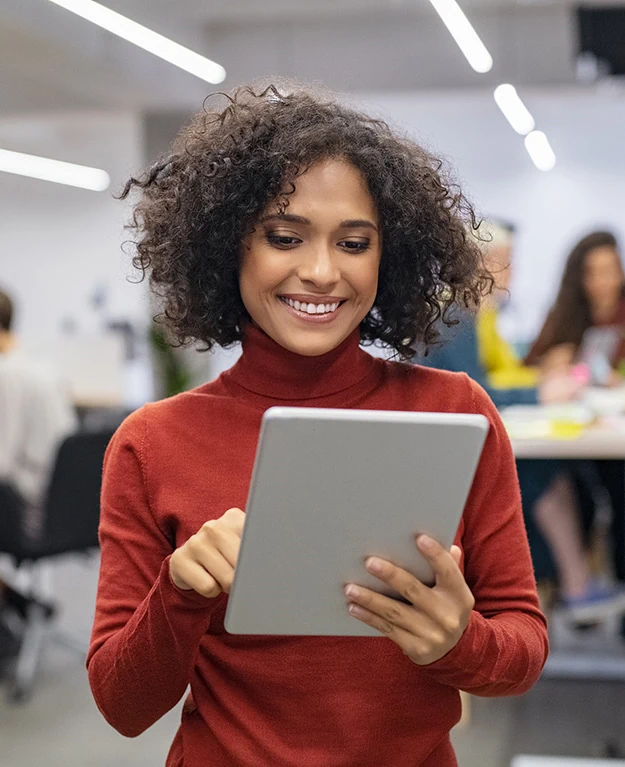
[87,326,548,767]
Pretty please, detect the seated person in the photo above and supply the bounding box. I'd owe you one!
[0,288,77,658]
[417,222,625,621]
[526,231,625,607]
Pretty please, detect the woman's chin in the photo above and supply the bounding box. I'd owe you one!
[275,327,351,357]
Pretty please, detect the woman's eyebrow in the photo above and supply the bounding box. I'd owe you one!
[340,219,378,233]
[259,213,378,233]
[259,213,310,226]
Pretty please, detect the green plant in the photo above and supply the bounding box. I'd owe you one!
[149,324,193,397]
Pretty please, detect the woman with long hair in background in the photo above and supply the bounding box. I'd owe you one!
[527,231,625,622]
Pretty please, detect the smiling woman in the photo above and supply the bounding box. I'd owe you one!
[88,82,548,767]
[120,83,489,359]
[239,158,382,356]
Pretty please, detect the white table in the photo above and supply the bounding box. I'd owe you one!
[511,425,625,460]
[510,421,625,680]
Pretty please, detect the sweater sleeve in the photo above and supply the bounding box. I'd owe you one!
[86,407,224,737]
[421,378,549,696]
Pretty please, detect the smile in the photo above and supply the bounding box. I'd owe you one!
[279,297,344,316]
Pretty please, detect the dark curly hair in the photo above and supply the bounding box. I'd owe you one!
[122,83,490,359]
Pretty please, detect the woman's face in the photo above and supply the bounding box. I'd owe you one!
[582,246,623,309]
[239,158,382,357]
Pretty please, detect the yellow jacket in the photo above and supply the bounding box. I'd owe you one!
[476,306,538,389]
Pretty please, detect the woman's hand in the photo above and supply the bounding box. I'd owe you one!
[540,343,576,376]
[169,507,245,598]
[538,373,583,404]
[344,536,475,666]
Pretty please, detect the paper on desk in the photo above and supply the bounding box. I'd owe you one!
[501,404,595,440]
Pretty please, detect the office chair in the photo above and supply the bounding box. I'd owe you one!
[0,430,112,702]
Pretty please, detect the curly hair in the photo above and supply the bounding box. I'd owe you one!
[122,83,490,359]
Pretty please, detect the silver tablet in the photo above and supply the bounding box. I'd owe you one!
[225,407,489,636]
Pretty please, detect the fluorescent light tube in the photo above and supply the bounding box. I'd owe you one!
[47,0,226,84]
[0,148,111,191]
[427,0,493,73]
[494,84,535,135]
[524,131,556,172]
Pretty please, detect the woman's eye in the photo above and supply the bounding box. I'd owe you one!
[266,234,301,248]
[340,240,370,252]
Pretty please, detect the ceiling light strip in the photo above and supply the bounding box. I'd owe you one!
[47,0,226,84]
[524,130,557,171]
[493,83,535,135]
[0,148,111,190]
[427,0,493,73]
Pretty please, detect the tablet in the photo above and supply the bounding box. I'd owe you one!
[224,407,489,636]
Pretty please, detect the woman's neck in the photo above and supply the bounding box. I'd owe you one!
[223,323,378,403]
[590,297,621,324]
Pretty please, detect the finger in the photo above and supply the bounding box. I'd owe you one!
[222,507,246,536]
[172,559,221,599]
[347,602,429,655]
[215,529,242,568]
[194,547,236,593]
[364,556,435,610]
[344,583,422,634]
[450,545,462,568]
[416,536,465,590]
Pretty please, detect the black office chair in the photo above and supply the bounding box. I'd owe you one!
[0,430,112,702]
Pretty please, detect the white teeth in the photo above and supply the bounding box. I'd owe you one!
[283,297,342,315]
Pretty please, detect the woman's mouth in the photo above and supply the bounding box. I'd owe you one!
[279,296,346,323]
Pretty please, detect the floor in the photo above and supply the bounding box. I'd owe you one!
[1,554,624,767]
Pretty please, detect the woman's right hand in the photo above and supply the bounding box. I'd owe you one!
[169,507,245,598]
[538,373,583,404]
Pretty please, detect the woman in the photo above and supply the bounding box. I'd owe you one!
[526,231,625,375]
[87,85,548,767]
[526,231,625,616]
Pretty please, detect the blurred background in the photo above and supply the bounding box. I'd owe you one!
[0,1,624,765]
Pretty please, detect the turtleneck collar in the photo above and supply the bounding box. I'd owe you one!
[223,323,378,402]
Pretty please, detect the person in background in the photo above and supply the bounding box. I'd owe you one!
[420,220,578,407]
[418,223,625,622]
[526,231,625,376]
[0,287,77,662]
[526,231,625,612]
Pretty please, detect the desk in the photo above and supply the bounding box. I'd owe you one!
[508,418,625,680]
[511,425,625,460]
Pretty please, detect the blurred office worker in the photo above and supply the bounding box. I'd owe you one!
[0,288,77,510]
[527,231,625,378]
[0,287,77,657]
[527,232,625,594]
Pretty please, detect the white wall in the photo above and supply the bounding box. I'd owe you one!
[357,86,625,342]
[0,111,153,404]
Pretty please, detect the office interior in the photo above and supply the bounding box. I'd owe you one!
[0,1,625,766]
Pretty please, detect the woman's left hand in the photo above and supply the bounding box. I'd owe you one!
[344,535,475,666]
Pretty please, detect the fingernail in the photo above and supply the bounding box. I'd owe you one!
[345,584,360,598]
[366,557,383,574]
[418,535,434,551]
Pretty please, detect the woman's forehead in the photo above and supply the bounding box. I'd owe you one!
[263,159,378,224]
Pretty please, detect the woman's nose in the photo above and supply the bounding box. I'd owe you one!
[297,246,340,287]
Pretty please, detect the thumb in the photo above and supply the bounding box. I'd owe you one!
[450,545,462,568]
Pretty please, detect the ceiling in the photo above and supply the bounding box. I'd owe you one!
[0,0,623,116]
[108,0,625,20]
